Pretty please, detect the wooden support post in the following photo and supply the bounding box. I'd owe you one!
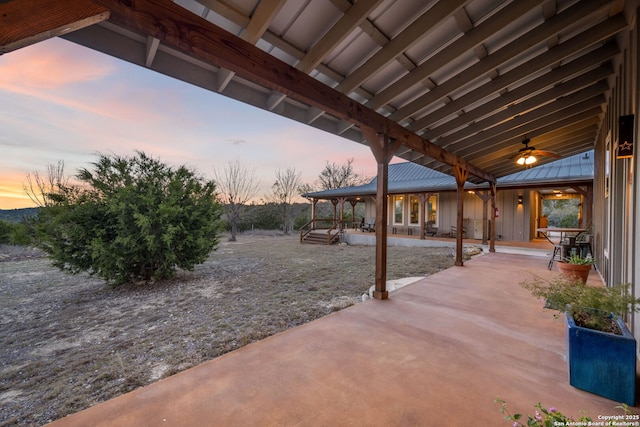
[490,182,497,253]
[418,192,432,239]
[338,197,347,230]
[363,127,401,300]
[330,198,338,227]
[453,166,469,266]
[475,190,491,245]
[349,200,358,228]
[571,185,593,229]
[311,198,318,229]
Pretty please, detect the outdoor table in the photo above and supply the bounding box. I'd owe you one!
[538,227,587,269]
[537,227,587,245]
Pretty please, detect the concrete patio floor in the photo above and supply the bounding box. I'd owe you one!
[48,252,635,426]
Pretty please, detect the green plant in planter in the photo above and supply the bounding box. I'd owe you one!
[495,399,592,426]
[563,253,594,265]
[495,399,637,426]
[521,276,640,334]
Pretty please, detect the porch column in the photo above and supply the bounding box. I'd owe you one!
[453,166,469,266]
[338,197,347,230]
[363,127,401,300]
[349,199,358,228]
[330,198,338,227]
[418,192,432,239]
[311,198,318,229]
[475,190,491,245]
[490,182,496,253]
[571,184,593,228]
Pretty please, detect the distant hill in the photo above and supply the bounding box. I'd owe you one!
[0,208,39,223]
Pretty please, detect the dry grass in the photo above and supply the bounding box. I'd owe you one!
[0,234,460,426]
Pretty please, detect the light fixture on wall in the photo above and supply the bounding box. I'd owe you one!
[517,195,523,205]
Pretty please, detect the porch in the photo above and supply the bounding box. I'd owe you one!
[47,251,628,427]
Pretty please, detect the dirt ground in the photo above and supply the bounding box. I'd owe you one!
[0,234,463,426]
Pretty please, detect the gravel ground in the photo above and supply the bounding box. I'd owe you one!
[0,234,462,426]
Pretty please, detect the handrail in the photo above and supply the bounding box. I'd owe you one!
[299,217,347,244]
[326,223,338,245]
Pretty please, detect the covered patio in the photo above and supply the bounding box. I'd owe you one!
[48,251,624,426]
[3,1,639,423]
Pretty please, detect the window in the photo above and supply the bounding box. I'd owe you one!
[409,196,420,225]
[427,195,438,225]
[394,196,404,224]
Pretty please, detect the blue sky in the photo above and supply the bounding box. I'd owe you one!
[0,37,382,209]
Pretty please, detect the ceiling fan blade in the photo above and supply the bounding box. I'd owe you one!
[531,149,561,158]
[513,150,531,160]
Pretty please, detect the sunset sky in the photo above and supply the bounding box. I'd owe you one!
[0,37,385,210]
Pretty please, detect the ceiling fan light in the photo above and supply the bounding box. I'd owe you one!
[517,154,537,165]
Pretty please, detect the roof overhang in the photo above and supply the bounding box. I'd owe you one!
[1,0,631,183]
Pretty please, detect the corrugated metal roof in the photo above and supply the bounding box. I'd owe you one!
[499,150,594,185]
[304,151,593,199]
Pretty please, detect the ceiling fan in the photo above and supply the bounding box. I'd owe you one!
[515,138,560,166]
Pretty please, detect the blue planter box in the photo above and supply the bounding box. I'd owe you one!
[566,313,636,405]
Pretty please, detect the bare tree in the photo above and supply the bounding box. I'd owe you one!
[270,167,302,234]
[213,160,261,241]
[317,158,370,190]
[23,160,69,207]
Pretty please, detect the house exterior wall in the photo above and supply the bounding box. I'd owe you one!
[364,188,530,241]
[593,5,638,344]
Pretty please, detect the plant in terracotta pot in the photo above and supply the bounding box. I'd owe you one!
[522,276,640,405]
[556,253,594,283]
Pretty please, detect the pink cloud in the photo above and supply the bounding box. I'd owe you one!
[0,38,113,91]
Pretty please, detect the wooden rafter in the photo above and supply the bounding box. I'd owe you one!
[422,60,616,141]
[296,0,384,74]
[389,0,615,124]
[335,0,469,94]
[365,0,544,111]
[79,0,494,183]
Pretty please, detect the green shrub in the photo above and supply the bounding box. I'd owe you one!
[0,220,11,244]
[34,151,223,285]
[9,222,34,246]
[0,220,34,245]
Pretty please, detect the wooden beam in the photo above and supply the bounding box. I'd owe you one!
[365,0,544,110]
[389,0,617,123]
[410,15,625,134]
[296,0,384,74]
[423,60,615,141]
[433,75,611,148]
[335,0,469,94]
[438,84,609,150]
[89,0,495,184]
[0,0,109,54]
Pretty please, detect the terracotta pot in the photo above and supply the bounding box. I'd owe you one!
[557,261,591,283]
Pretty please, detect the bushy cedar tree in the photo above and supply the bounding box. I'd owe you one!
[35,151,222,285]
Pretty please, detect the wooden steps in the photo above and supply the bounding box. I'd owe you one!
[301,230,340,245]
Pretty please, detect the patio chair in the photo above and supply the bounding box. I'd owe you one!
[449,225,466,238]
[425,221,437,236]
[362,218,375,232]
